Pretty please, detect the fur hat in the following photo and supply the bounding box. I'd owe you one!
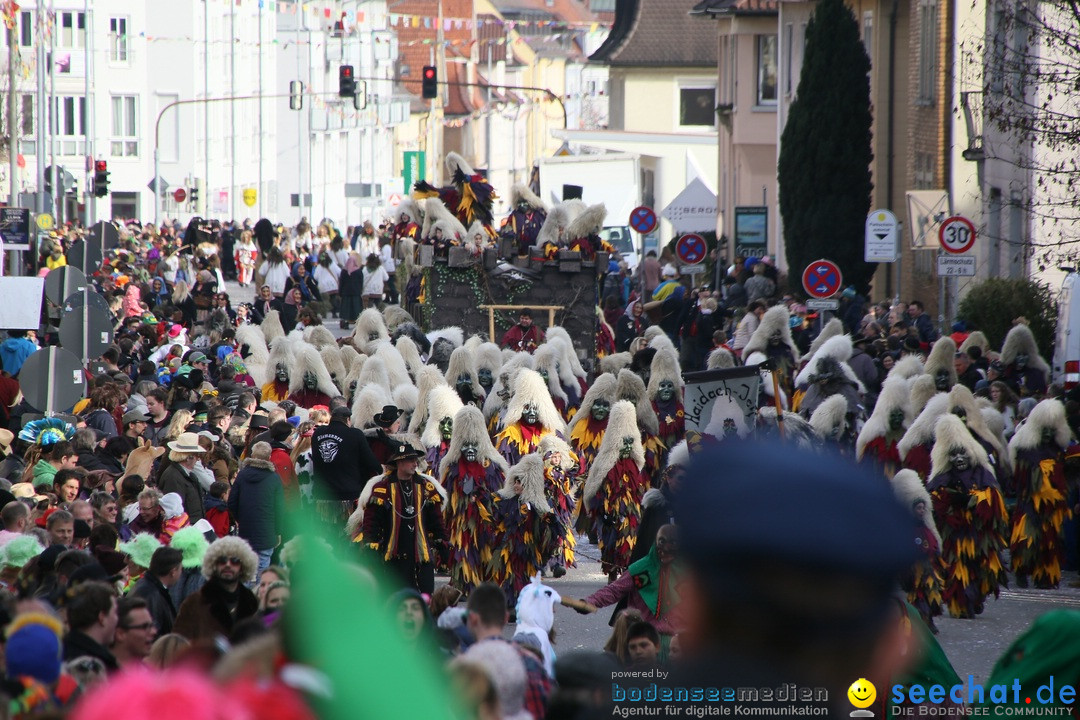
[666,439,690,468]
[566,203,607,241]
[260,309,285,344]
[393,383,419,416]
[342,354,368,400]
[409,365,449,436]
[382,305,414,333]
[352,383,394,429]
[538,433,575,470]
[599,352,632,376]
[703,396,750,440]
[445,347,485,401]
[947,384,1002,457]
[422,386,465,448]
[930,414,992,477]
[809,394,850,440]
[320,346,348,385]
[202,536,258,583]
[891,469,942,549]
[958,330,990,355]
[373,342,412,388]
[707,347,735,370]
[465,221,488,252]
[567,374,618,434]
[544,327,587,381]
[856,377,911,459]
[339,343,363,373]
[441,406,508,482]
[981,405,1013,479]
[615,369,659,436]
[898,391,949,460]
[483,356,534,424]
[289,343,340,397]
[303,324,338,350]
[537,202,582,247]
[583,400,644,504]
[1009,399,1072,466]
[544,336,581,389]
[266,335,299,381]
[395,334,425,379]
[1,535,44,568]
[421,197,467,240]
[499,454,551,514]
[118,533,163,569]
[908,375,937,417]
[169,526,210,569]
[647,349,683,400]
[504,369,565,433]
[428,326,464,352]
[532,345,569,405]
[475,342,503,376]
[805,318,844,362]
[1000,324,1049,374]
[795,335,861,390]
[510,182,546,211]
[742,305,801,363]
[353,309,391,355]
[887,355,925,382]
[922,337,958,389]
[393,197,421,225]
[235,324,269,366]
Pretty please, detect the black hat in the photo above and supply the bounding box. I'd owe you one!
[386,443,422,464]
[248,413,270,430]
[373,405,403,429]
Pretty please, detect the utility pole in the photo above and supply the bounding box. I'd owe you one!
[48,0,57,223]
[84,0,93,226]
[6,24,16,207]
[229,0,235,220]
[35,5,44,215]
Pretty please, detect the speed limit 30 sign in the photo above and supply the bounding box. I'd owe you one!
[938,216,976,254]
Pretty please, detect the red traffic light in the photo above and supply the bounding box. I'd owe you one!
[94,160,107,172]
[424,67,435,79]
[342,66,352,77]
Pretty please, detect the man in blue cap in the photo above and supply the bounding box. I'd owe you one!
[617,441,921,716]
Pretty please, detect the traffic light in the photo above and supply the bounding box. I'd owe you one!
[192,178,205,215]
[289,80,304,111]
[422,65,437,99]
[93,160,109,198]
[338,65,356,97]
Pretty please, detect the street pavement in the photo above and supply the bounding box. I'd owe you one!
[224,278,1080,680]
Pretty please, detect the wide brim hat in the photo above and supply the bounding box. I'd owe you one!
[0,427,12,456]
[373,405,403,429]
[167,432,203,454]
[386,442,422,464]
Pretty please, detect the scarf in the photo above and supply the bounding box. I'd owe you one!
[627,544,682,620]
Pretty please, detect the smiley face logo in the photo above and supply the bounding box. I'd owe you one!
[847,678,876,709]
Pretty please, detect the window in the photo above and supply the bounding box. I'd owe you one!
[109,17,129,62]
[19,11,31,47]
[783,24,793,95]
[51,96,85,136]
[19,94,33,136]
[917,0,938,104]
[59,12,85,49]
[678,86,716,128]
[110,95,138,156]
[1010,7,1029,96]
[863,11,873,60]
[989,7,1005,94]
[756,34,778,106]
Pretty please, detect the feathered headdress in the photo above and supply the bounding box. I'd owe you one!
[930,414,992,478]
[1009,398,1072,464]
[583,400,644,504]
[503,369,565,433]
[567,374,618,434]
[702,396,750,440]
[441,406,508,479]
[499,454,550,514]
[856,376,911,459]
[922,337,958,388]
[18,418,75,446]
[809,394,850,440]
[289,344,340,398]
[891,469,942,549]
[898,392,950,460]
[742,305,800,363]
[1000,324,1050,374]
[421,386,465,448]
[615,369,659,436]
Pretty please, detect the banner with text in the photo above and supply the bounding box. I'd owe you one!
[682,366,761,433]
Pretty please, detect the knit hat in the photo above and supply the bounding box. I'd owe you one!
[169,526,210,569]
[118,533,163,570]
[1,536,44,569]
[5,613,64,684]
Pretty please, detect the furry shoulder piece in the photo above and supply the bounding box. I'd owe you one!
[568,373,619,433]
[422,386,465,448]
[898,393,949,460]
[351,383,393,429]
[382,305,414,333]
[947,384,1002,456]
[931,414,992,477]
[428,326,464,351]
[261,309,285,344]
[475,342,503,374]
[666,439,690,469]
[742,305,800,363]
[394,197,421,225]
[647,349,684,399]
[320,346,348,384]
[235,324,269,364]
[533,345,569,404]
[538,433,575,469]
[958,330,989,355]
[809,394,850,439]
[445,347,485,399]
[500,454,551,514]
[374,342,412,388]
[756,408,817,450]
[441,405,508,479]
[266,334,300,374]
[505,369,566,433]
[567,203,607,240]
[395,335,425,379]
[1000,323,1050,374]
[891,469,942,549]
[545,335,582,387]
[303,324,338,350]
[707,347,735,370]
[583,400,645,503]
[1010,398,1072,461]
[409,366,449,436]
[352,309,390,355]
[510,182,546,211]
[795,335,853,387]
[616,369,660,436]
[887,355,925,382]
[805,318,844,362]
[703,396,750,439]
[289,343,341,397]
[600,352,632,376]
[922,337,958,387]
[856,377,911,459]
[981,407,1013,478]
[908,375,937,417]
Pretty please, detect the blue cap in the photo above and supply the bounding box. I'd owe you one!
[287,416,301,428]
[743,257,760,270]
[677,440,918,582]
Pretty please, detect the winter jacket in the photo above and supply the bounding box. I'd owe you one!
[169,567,206,610]
[158,462,207,524]
[173,579,259,642]
[0,337,37,376]
[130,572,178,635]
[83,408,118,439]
[310,419,383,501]
[204,496,231,538]
[227,457,285,551]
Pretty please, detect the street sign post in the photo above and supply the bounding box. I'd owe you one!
[806,298,840,311]
[35,213,54,231]
[173,188,187,204]
[0,208,31,251]
[937,256,976,277]
[66,240,103,273]
[680,264,706,275]
[243,188,257,207]
[59,302,113,361]
[19,346,86,414]
[801,259,843,299]
[938,216,976,255]
[675,233,707,265]
[865,209,899,263]
[44,265,88,305]
[628,206,657,235]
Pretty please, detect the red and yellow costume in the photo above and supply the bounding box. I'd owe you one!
[587,457,647,578]
[441,457,504,592]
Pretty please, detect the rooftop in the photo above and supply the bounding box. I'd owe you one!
[589,0,718,68]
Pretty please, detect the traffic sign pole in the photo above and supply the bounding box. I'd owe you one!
[629,206,657,302]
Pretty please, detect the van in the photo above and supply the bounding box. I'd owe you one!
[1052,270,1080,389]
[598,225,658,273]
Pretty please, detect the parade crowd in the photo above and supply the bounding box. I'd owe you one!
[0,154,1076,718]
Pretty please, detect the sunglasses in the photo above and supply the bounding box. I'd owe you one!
[215,556,242,566]
[121,622,155,631]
